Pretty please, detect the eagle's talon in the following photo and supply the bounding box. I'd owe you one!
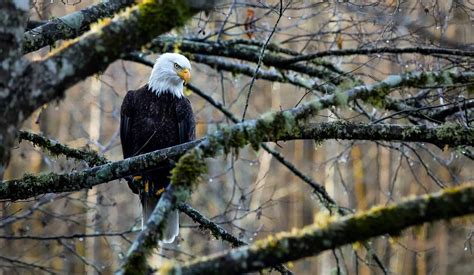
[155,188,165,196]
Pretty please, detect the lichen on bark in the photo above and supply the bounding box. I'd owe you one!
[161,184,474,274]
[18,131,108,166]
[168,71,474,196]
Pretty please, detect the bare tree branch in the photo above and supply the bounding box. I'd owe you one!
[148,37,344,85]
[178,203,293,275]
[280,47,474,65]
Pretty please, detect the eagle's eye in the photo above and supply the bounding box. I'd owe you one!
[174,63,181,70]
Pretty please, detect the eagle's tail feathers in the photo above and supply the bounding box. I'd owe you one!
[162,209,179,243]
[141,197,179,244]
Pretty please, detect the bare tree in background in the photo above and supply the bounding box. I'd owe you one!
[0,0,473,274]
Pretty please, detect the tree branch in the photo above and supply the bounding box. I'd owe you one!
[0,0,217,174]
[169,70,474,192]
[0,140,201,201]
[178,203,293,274]
[117,184,177,274]
[279,47,474,65]
[190,54,317,90]
[3,70,471,201]
[12,0,207,125]
[22,0,136,53]
[148,37,343,85]
[16,131,292,272]
[294,121,473,147]
[18,131,108,166]
[162,184,474,274]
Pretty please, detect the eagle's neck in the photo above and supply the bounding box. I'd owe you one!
[147,71,184,98]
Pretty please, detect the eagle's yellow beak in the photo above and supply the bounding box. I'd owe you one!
[177,68,191,85]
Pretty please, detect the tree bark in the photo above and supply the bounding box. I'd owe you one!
[163,184,474,274]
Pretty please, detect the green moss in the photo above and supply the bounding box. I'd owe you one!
[309,100,323,112]
[365,86,390,108]
[137,0,195,41]
[216,125,248,155]
[435,122,471,145]
[159,260,178,275]
[334,90,348,107]
[229,126,248,150]
[401,126,422,139]
[89,17,112,33]
[440,70,454,86]
[18,131,107,166]
[170,148,207,190]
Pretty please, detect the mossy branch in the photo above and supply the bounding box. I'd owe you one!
[162,184,474,274]
[2,1,219,169]
[170,70,474,195]
[178,203,245,247]
[0,140,201,201]
[117,185,178,274]
[3,122,470,201]
[149,37,343,85]
[18,131,108,166]
[127,52,317,91]
[13,132,292,273]
[4,70,471,201]
[22,0,136,53]
[293,121,474,147]
[119,186,293,274]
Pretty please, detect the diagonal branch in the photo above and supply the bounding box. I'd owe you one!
[190,54,317,90]
[117,184,177,274]
[9,0,212,126]
[163,184,474,274]
[178,203,293,274]
[187,84,339,211]
[169,70,474,191]
[15,129,292,273]
[22,0,136,53]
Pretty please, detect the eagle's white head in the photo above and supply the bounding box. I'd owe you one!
[148,53,192,98]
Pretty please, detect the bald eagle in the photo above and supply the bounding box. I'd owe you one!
[120,53,195,243]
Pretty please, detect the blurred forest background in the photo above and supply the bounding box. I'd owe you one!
[1,0,473,274]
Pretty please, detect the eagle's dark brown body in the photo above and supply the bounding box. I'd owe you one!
[120,85,195,233]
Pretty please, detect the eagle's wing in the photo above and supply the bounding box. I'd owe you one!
[177,97,196,144]
[120,91,139,194]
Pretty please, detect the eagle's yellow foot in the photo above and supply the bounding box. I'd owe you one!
[144,181,149,193]
[155,188,165,196]
[133,176,142,181]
